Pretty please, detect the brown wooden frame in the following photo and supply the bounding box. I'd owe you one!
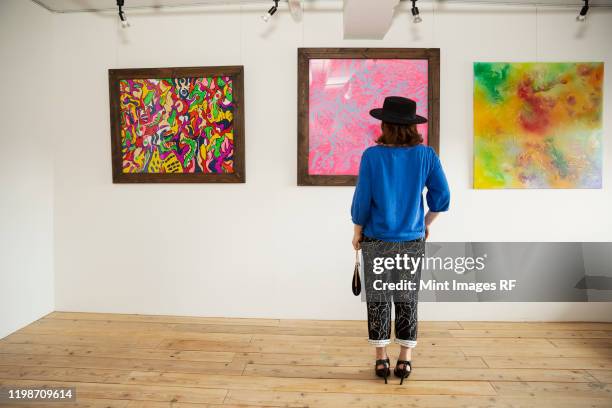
[297,48,440,186]
[109,66,245,183]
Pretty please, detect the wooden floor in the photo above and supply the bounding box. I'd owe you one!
[0,313,611,407]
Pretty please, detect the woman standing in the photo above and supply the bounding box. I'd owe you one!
[351,96,450,384]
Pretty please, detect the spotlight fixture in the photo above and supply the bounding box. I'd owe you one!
[576,0,589,22]
[116,0,130,28]
[288,0,303,21]
[411,0,422,24]
[262,0,279,23]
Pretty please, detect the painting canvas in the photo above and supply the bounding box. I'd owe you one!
[309,59,429,175]
[298,48,440,186]
[109,66,245,183]
[474,62,603,189]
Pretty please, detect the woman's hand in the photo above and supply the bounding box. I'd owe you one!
[352,233,362,250]
[352,224,363,250]
[425,225,430,241]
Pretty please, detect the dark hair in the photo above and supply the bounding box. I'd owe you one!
[375,122,423,146]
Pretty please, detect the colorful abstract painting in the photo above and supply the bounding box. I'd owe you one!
[119,77,234,174]
[308,59,429,176]
[474,62,603,189]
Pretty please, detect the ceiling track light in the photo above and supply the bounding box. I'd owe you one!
[262,0,279,23]
[117,0,130,28]
[411,0,422,24]
[577,0,589,22]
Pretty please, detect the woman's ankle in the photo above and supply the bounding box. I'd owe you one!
[375,346,388,359]
[398,346,412,360]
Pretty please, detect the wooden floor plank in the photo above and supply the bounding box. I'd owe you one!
[159,337,552,354]
[48,311,281,327]
[250,333,472,349]
[549,338,612,348]
[449,329,612,339]
[491,381,611,398]
[483,356,611,370]
[459,322,612,331]
[22,319,258,340]
[0,365,131,384]
[126,370,497,396]
[170,323,296,336]
[24,320,344,337]
[418,338,554,347]
[233,352,487,368]
[243,364,599,382]
[30,318,415,338]
[127,402,277,408]
[250,333,395,346]
[158,339,256,353]
[226,389,612,408]
[0,342,235,363]
[0,332,162,348]
[587,370,612,383]
[0,398,130,408]
[0,354,246,376]
[461,346,612,358]
[0,379,227,404]
[239,342,462,356]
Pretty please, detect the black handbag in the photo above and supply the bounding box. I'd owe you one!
[352,249,361,296]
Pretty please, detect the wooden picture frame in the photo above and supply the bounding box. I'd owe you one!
[109,66,245,183]
[297,48,440,186]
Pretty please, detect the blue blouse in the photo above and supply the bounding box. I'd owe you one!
[351,144,450,242]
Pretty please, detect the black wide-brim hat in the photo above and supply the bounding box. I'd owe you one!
[370,96,427,125]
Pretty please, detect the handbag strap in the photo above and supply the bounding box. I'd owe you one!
[355,249,360,266]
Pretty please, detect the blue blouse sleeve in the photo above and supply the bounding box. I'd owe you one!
[425,149,450,212]
[351,151,372,225]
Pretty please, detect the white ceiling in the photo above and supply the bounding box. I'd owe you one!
[33,0,273,13]
[31,0,612,13]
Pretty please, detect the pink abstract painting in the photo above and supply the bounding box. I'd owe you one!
[308,59,429,175]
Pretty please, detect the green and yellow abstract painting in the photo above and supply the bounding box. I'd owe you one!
[474,62,603,189]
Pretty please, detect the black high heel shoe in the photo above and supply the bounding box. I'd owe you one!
[394,360,411,385]
[374,358,390,384]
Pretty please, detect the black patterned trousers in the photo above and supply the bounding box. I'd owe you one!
[361,236,424,348]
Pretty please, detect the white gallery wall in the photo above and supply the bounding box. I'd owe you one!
[3,0,611,327]
[0,1,55,338]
